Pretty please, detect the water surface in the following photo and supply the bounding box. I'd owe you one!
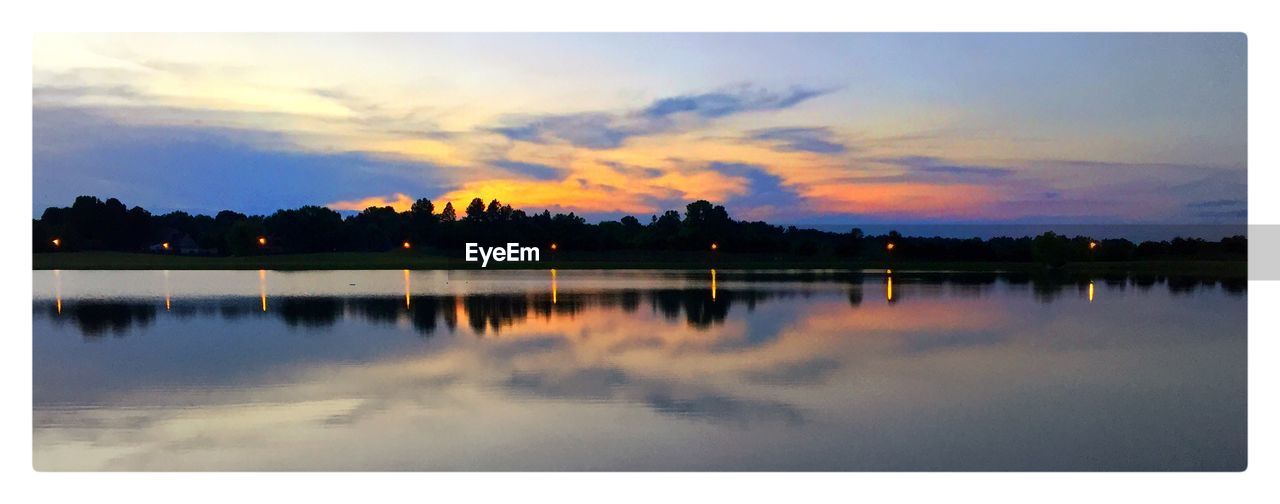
[32,269,1246,471]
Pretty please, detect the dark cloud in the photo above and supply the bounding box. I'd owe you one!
[709,162,806,221]
[643,391,804,426]
[600,160,665,179]
[900,330,1008,354]
[741,358,841,386]
[491,85,834,149]
[886,156,1014,178]
[1194,209,1248,220]
[1186,199,1247,221]
[33,107,449,216]
[491,160,566,181]
[1188,199,1245,208]
[748,127,848,154]
[640,87,829,119]
[491,112,633,149]
[503,366,805,425]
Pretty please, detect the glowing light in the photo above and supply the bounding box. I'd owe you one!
[258,236,267,246]
[886,242,896,251]
[711,269,717,301]
[402,241,411,249]
[403,269,411,308]
[258,269,268,312]
[551,269,558,304]
[162,242,170,250]
[886,275,894,302]
[1089,241,1098,250]
[54,269,61,314]
[51,238,61,248]
[550,243,558,251]
[710,243,718,251]
[1089,281,1095,303]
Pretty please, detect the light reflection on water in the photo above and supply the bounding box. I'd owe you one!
[32,269,1246,471]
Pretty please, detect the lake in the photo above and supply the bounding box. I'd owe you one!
[32,269,1247,471]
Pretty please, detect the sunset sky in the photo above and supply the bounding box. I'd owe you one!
[32,33,1246,224]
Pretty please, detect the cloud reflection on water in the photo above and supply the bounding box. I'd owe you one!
[32,270,1246,470]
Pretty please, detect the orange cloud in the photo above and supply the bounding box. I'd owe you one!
[801,182,997,218]
[327,193,415,212]
[433,157,754,215]
[436,179,655,214]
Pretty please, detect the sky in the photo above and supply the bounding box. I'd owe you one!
[32,33,1247,224]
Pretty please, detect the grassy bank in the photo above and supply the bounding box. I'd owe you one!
[32,250,1247,278]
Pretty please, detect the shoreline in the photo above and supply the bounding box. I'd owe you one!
[32,251,1247,278]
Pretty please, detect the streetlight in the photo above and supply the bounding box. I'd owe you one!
[710,242,718,251]
[402,241,411,250]
[550,242,558,251]
[162,242,170,251]
[257,236,267,247]
[886,242,895,251]
[51,238,60,248]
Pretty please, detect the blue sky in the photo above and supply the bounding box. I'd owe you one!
[33,33,1246,223]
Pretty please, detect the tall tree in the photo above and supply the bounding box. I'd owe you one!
[465,198,486,222]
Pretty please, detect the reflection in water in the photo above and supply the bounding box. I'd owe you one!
[32,270,1246,471]
[259,269,267,312]
[886,272,894,303]
[35,271,1247,339]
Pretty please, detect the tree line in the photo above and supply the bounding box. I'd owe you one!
[32,195,1246,264]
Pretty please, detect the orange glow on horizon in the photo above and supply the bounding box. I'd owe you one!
[803,182,997,218]
[327,192,415,213]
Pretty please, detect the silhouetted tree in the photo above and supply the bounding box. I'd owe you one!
[31,194,1248,265]
[464,198,486,222]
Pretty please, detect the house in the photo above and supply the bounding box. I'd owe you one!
[148,232,205,254]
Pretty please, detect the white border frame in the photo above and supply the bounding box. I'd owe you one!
[4,2,1277,502]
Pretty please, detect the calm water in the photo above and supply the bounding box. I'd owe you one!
[32,269,1246,471]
